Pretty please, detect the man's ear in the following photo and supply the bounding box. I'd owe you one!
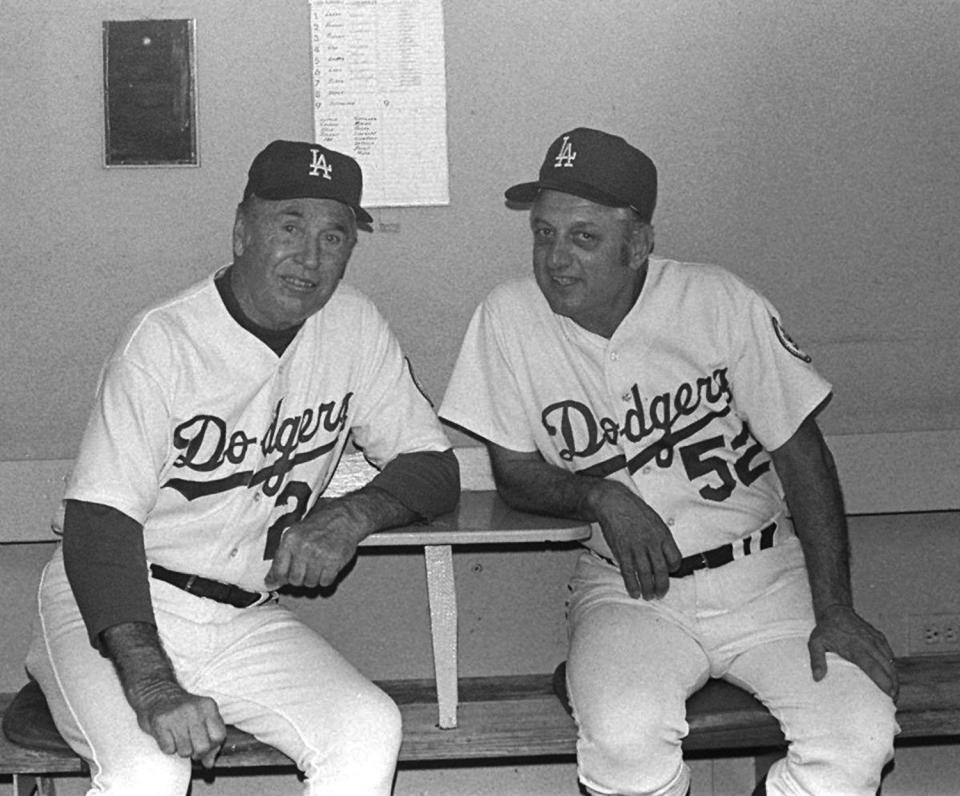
[629,223,655,270]
[232,208,247,258]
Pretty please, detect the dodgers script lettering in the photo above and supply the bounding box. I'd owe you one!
[164,394,352,500]
[542,368,732,466]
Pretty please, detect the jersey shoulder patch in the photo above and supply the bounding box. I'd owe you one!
[771,316,812,362]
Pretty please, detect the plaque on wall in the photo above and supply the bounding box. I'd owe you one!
[102,19,198,167]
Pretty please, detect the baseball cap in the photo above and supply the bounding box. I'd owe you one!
[505,127,657,221]
[243,140,373,226]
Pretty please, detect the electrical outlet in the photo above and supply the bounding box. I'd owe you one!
[908,613,960,655]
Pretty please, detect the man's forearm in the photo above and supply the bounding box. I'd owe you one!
[789,471,854,616]
[771,419,854,617]
[351,483,422,530]
[306,484,420,542]
[100,622,182,711]
[489,448,603,521]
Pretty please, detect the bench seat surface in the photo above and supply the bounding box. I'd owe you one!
[2,655,959,775]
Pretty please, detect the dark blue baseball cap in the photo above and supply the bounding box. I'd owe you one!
[243,140,373,226]
[505,127,657,222]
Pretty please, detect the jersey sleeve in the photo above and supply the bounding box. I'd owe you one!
[64,354,171,523]
[439,295,539,453]
[725,285,832,451]
[345,304,452,467]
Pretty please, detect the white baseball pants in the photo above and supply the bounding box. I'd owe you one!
[27,549,401,796]
[565,537,897,796]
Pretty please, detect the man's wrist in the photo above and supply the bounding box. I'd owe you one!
[576,476,608,523]
[326,486,409,541]
[814,601,855,621]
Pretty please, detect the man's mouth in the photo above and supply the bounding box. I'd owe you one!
[281,275,317,291]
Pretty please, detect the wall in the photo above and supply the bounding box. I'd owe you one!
[2,0,959,460]
[2,1,959,794]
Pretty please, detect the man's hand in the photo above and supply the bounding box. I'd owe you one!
[486,443,681,600]
[100,622,226,768]
[128,680,227,768]
[265,498,366,590]
[587,479,683,599]
[770,418,899,702]
[808,604,899,700]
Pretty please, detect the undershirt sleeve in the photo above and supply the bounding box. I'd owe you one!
[62,499,156,652]
[367,449,460,520]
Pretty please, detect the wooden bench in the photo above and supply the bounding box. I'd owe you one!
[3,656,960,793]
[2,436,960,793]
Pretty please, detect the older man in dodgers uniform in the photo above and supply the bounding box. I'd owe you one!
[440,127,897,796]
[27,140,459,795]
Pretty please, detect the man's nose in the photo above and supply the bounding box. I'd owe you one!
[298,237,321,269]
[548,239,573,270]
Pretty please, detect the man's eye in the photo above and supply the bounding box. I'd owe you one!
[326,233,344,245]
[576,231,595,242]
[283,224,299,234]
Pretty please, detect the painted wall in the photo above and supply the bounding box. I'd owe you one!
[1,0,959,460]
[2,1,959,794]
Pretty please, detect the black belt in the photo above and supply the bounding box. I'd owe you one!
[594,522,778,578]
[671,522,777,577]
[149,564,274,608]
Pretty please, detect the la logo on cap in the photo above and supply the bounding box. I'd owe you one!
[554,135,577,168]
[309,148,333,180]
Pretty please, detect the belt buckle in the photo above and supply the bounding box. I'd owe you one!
[249,590,277,608]
[698,551,710,570]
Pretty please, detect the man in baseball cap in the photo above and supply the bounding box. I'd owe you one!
[441,127,896,795]
[26,138,459,794]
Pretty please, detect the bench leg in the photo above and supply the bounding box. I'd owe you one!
[12,774,58,795]
[424,543,459,729]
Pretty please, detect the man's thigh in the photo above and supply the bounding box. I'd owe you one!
[178,603,398,763]
[566,552,710,736]
[565,553,708,796]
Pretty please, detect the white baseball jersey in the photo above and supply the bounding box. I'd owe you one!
[64,267,450,590]
[440,257,831,560]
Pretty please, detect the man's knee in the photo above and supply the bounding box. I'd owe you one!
[771,694,896,794]
[811,714,896,788]
[576,701,688,795]
[87,753,192,796]
[302,690,402,796]
[317,688,403,770]
[355,689,403,760]
[825,680,897,763]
